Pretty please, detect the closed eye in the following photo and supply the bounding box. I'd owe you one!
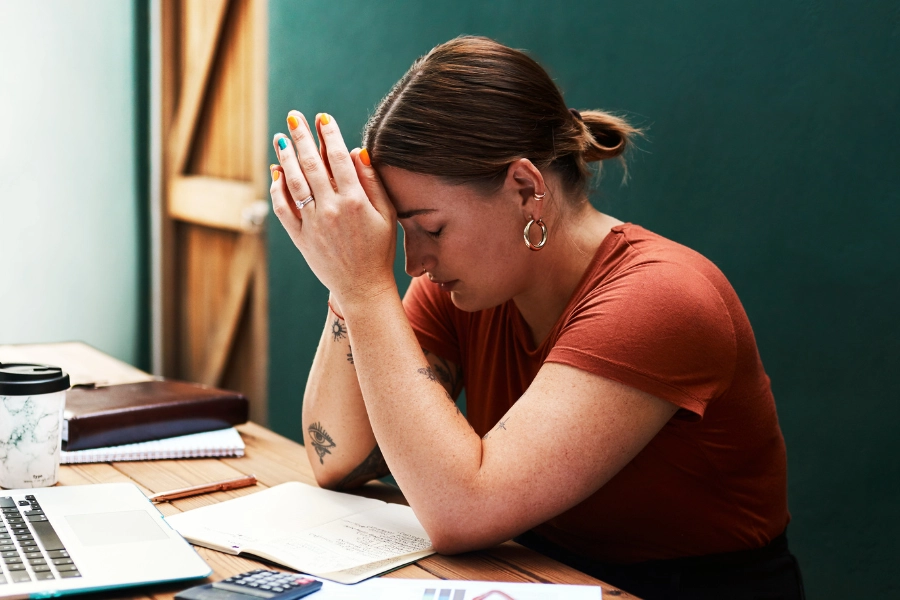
[426,227,443,239]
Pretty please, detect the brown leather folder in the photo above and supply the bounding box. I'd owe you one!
[64,380,249,451]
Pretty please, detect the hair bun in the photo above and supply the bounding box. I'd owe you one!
[578,109,639,163]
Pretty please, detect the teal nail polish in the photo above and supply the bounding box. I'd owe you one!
[277,137,288,150]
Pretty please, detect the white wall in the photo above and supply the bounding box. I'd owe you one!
[0,0,142,365]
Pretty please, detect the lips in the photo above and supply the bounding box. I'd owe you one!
[429,278,458,292]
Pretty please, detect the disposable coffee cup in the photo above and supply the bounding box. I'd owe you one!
[0,363,70,489]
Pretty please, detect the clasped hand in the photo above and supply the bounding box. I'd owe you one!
[270,111,398,310]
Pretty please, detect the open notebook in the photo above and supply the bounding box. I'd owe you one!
[60,427,245,464]
[165,482,435,584]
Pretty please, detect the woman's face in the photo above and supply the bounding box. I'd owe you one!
[379,166,537,312]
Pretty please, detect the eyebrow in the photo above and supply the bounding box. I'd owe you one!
[396,208,438,219]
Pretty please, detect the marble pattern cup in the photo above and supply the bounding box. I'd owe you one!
[0,364,70,489]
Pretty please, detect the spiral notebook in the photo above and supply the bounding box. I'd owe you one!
[60,427,245,464]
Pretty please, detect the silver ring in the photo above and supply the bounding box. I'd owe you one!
[295,195,314,210]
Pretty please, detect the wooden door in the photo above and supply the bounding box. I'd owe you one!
[158,0,268,424]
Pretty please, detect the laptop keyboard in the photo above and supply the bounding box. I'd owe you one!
[0,495,80,585]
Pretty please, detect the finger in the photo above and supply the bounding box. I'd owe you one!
[273,133,315,215]
[279,111,333,200]
[281,114,319,210]
[316,113,360,193]
[351,147,396,220]
[269,164,303,239]
[314,113,335,182]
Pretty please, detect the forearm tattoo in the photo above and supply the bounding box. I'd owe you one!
[423,349,464,398]
[417,366,437,381]
[346,345,354,365]
[483,416,510,441]
[335,444,390,490]
[331,318,347,342]
[308,422,336,464]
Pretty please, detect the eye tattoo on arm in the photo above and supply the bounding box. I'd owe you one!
[308,422,336,464]
[331,319,347,342]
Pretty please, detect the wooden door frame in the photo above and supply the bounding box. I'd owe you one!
[149,0,269,423]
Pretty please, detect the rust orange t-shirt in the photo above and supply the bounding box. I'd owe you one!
[403,224,789,563]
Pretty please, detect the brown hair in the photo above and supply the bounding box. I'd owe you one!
[362,36,639,196]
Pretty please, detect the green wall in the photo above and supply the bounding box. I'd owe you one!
[0,0,149,369]
[268,2,899,596]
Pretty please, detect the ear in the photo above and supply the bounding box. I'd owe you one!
[502,158,545,220]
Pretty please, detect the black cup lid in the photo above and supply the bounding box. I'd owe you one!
[0,364,70,396]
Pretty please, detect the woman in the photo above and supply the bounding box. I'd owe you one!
[269,36,804,599]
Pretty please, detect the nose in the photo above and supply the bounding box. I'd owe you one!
[403,232,433,277]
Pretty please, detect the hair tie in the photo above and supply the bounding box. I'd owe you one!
[569,108,583,122]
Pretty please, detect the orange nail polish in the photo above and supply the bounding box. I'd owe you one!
[287,115,299,129]
[270,166,280,181]
[319,113,331,126]
[359,148,371,166]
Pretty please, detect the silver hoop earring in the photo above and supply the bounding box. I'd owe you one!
[524,218,548,251]
[534,192,546,200]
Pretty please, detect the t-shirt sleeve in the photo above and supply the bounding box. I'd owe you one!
[402,276,463,364]
[546,261,738,418]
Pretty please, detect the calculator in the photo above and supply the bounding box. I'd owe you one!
[175,568,323,600]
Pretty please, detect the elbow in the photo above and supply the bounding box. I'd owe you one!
[313,469,353,492]
[425,519,494,556]
[315,472,340,491]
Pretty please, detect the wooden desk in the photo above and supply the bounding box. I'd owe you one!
[58,423,638,599]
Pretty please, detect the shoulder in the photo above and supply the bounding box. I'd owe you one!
[548,225,740,415]
[583,225,736,324]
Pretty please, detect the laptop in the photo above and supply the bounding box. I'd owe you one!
[0,483,210,598]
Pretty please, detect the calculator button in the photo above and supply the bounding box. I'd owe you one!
[10,571,31,583]
[7,564,26,571]
[46,550,69,559]
[32,565,51,572]
[34,571,56,580]
[59,571,82,578]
